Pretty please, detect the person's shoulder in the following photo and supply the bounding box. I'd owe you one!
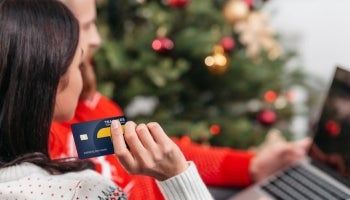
[0,163,81,199]
[97,92,123,110]
[61,169,127,199]
[77,92,124,117]
[0,164,126,199]
[82,92,124,117]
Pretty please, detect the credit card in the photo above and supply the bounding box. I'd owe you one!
[71,116,127,159]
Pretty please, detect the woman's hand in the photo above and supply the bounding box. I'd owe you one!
[111,120,188,181]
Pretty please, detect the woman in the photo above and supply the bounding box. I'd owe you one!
[0,0,213,199]
[49,0,311,199]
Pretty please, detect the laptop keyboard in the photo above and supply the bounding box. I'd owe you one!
[261,165,350,200]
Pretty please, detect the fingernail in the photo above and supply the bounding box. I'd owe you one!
[111,120,119,129]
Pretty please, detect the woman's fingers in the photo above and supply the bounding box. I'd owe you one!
[135,123,158,151]
[111,120,136,171]
[146,122,171,145]
[112,120,188,180]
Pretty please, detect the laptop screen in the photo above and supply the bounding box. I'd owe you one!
[309,66,350,187]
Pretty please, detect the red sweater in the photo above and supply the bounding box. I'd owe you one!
[49,92,254,200]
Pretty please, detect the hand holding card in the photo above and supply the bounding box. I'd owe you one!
[111,120,188,181]
[72,117,189,181]
[71,116,127,159]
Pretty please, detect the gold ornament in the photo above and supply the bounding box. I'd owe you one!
[234,11,282,60]
[223,0,249,24]
[205,45,229,74]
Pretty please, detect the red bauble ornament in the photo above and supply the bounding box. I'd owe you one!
[152,37,174,53]
[220,37,235,52]
[167,0,189,8]
[258,110,276,126]
[325,120,340,137]
[209,124,221,135]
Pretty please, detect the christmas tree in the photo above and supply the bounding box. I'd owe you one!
[94,0,314,149]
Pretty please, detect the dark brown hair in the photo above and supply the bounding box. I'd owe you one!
[0,0,94,173]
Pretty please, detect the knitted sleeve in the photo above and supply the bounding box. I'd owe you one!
[156,161,214,200]
[173,137,255,187]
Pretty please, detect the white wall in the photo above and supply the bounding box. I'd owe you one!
[262,0,350,139]
[264,0,350,84]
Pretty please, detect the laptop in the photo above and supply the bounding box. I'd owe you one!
[229,66,350,200]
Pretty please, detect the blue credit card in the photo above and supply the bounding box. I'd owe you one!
[71,116,127,159]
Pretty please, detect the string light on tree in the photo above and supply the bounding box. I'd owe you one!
[286,90,296,102]
[274,95,288,109]
[264,90,289,109]
[264,90,277,103]
[246,99,262,113]
[204,45,229,74]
